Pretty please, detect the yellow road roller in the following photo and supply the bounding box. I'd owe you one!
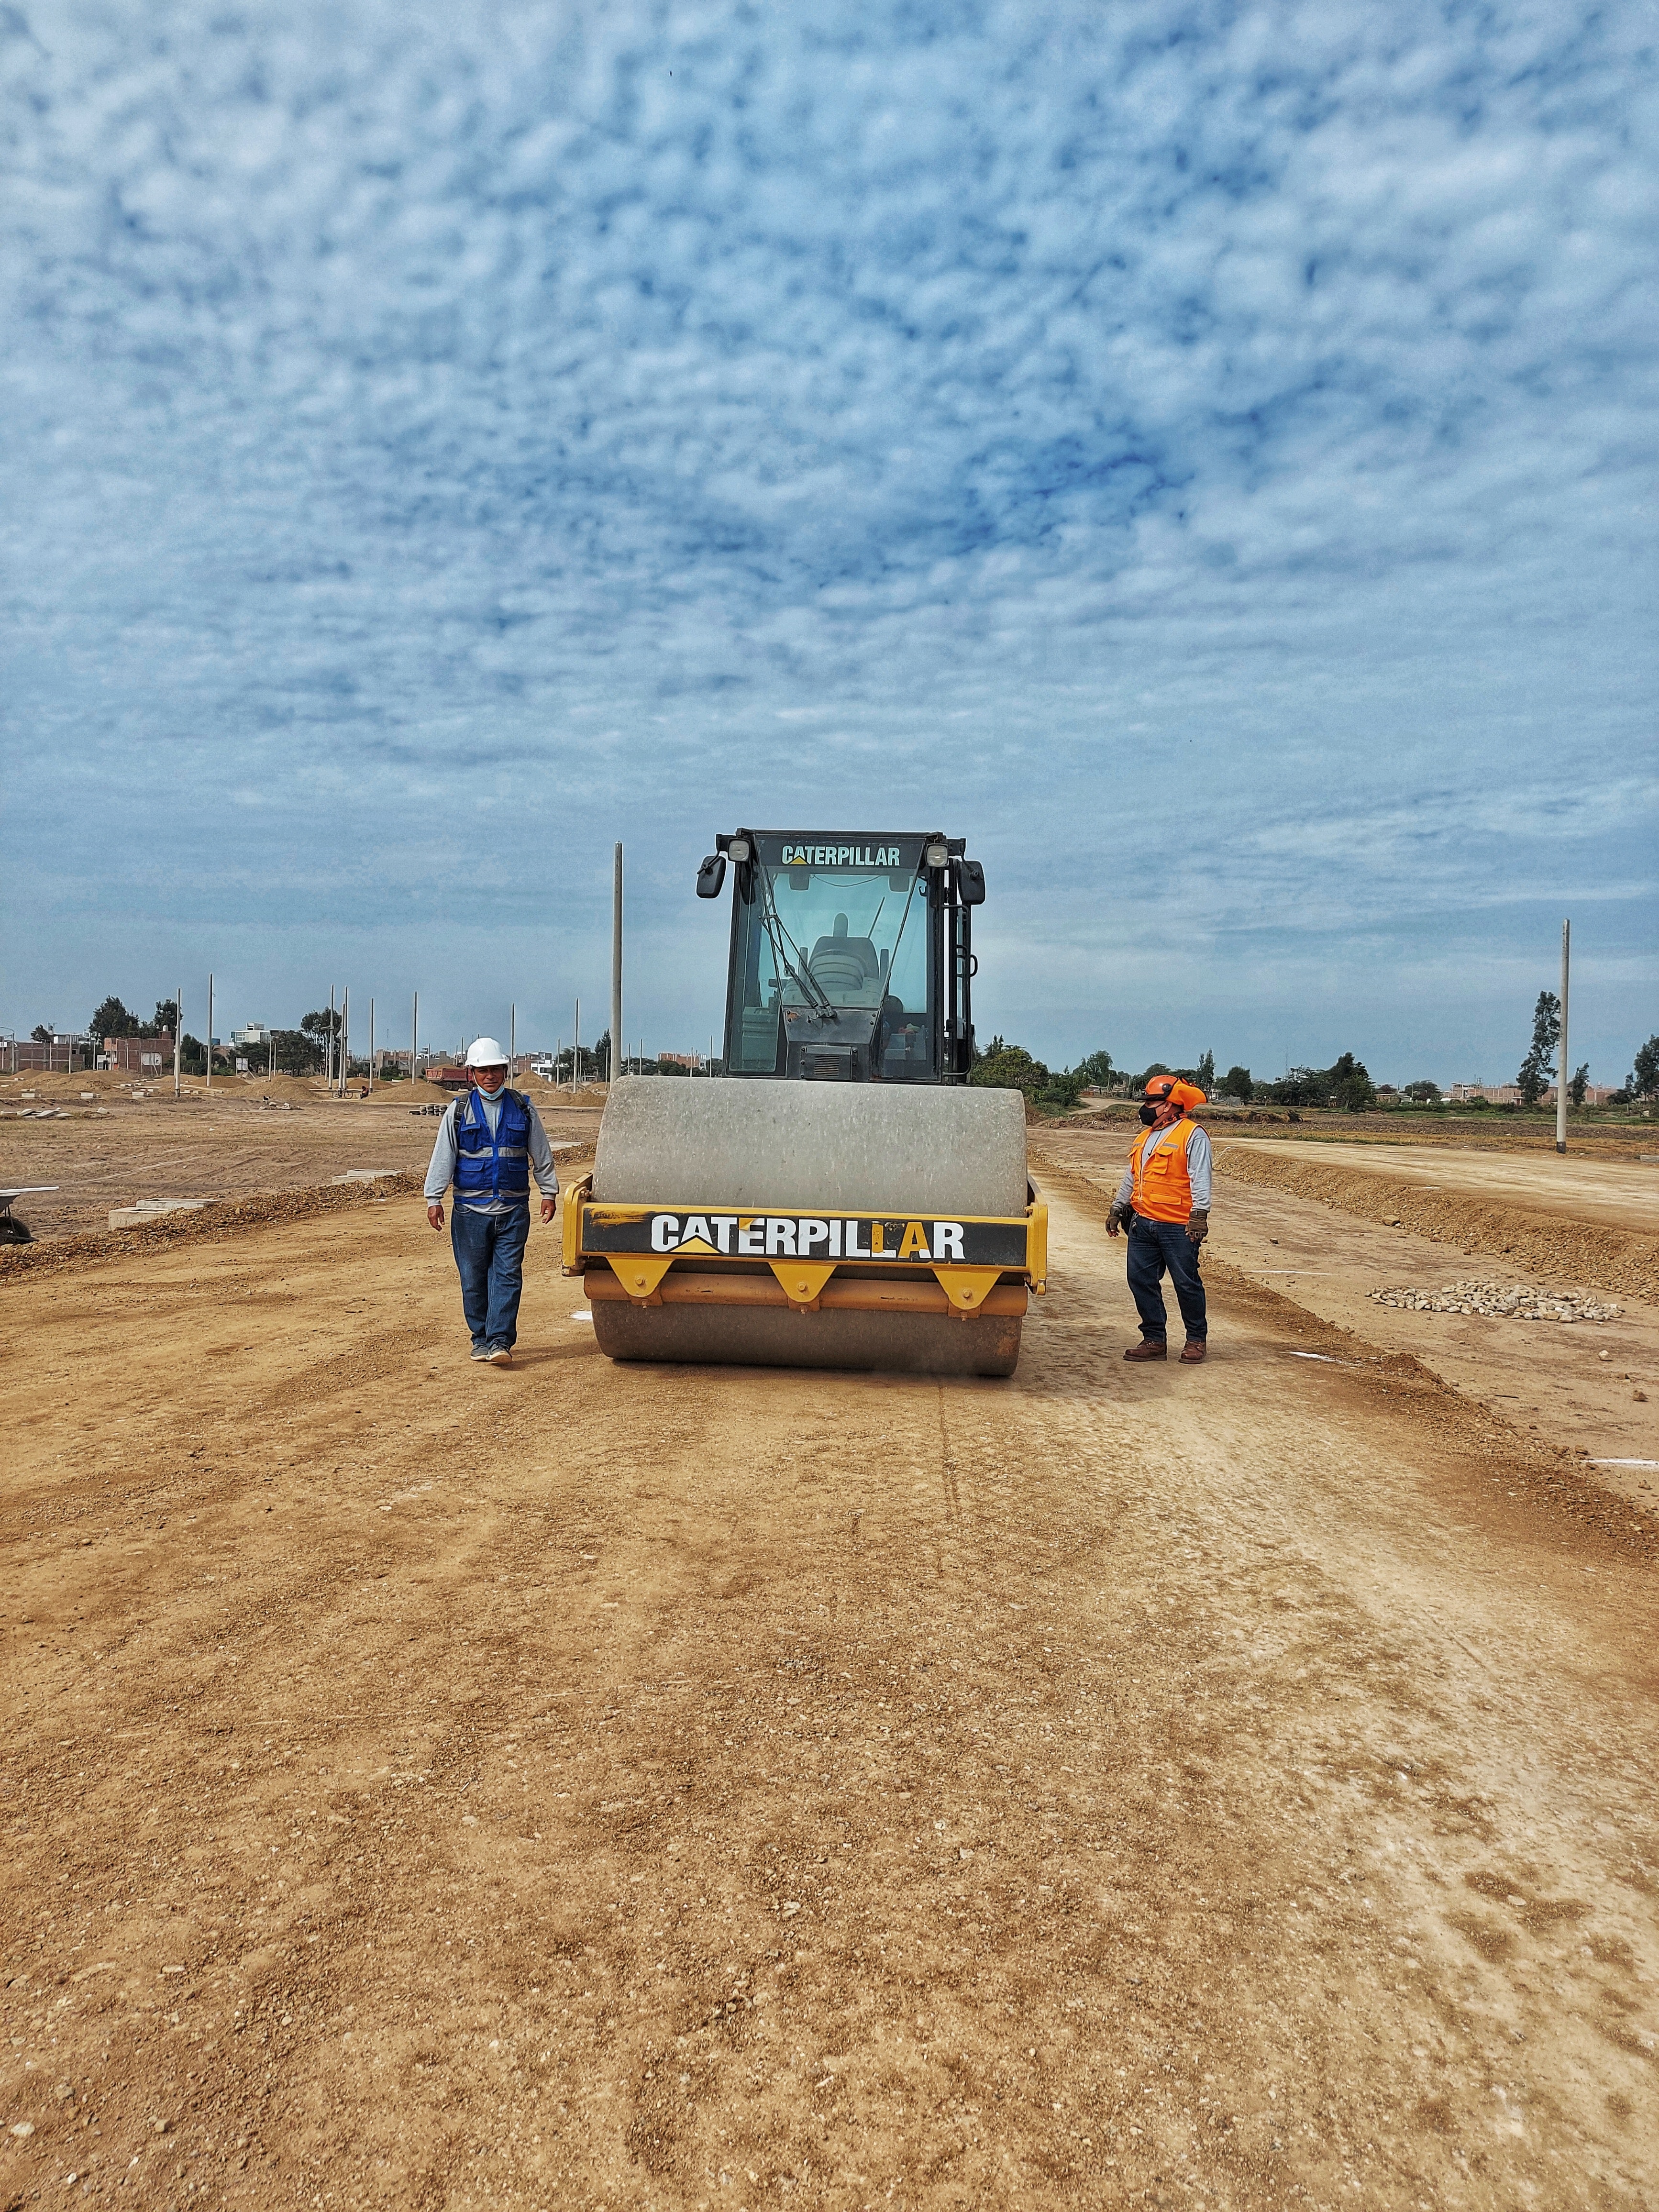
[562,829,1046,1375]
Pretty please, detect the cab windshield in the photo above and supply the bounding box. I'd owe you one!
[726,845,935,1080]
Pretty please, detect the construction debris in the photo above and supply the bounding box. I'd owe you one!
[108,1198,207,1228]
[1369,1277,1622,1323]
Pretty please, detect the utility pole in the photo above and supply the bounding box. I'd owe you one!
[327,986,336,1088]
[369,998,376,1091]
[411,991,419,1088]
[509,1003,517,1086]
[611,841,623,1087]
[341,987,350,1095]
[574,998,580,1093]
[1556,918,1571,1156]
[206,974,214,1091]
[174,984,182,1097]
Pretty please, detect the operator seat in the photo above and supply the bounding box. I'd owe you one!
[808,912,881,1000]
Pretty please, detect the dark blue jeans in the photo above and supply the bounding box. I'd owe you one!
[451,1203,531,1351]
[1126,1213,1207,1343]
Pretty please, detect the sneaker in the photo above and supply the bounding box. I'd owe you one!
[485,1346,513,1367]
[470,1344,491,1361]
[1123,1339,1167,1361]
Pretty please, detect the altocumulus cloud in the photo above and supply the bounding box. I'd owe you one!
[1,0,1654,1076]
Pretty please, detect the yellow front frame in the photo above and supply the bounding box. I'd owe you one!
[562,1175,1047,1305]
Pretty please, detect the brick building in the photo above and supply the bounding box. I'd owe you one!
[102,1035,174,1073]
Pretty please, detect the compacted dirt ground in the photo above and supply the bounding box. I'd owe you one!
[1034,1125,1659,1518]
[4,1147,1656,2210]
[0,1072,603,1243]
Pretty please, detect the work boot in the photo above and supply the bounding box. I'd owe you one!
[1124,1339,1167,1361]
[1180,1339,1207,1364]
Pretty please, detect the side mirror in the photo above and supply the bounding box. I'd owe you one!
[696,853,727,899]
[957,858,986,906]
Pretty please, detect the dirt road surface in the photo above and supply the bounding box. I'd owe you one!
[1221,1141,1659,1237]
[1031,1126,1659,1515]
[4,1178,1657,2210]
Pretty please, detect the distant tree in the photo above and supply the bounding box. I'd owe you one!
[1266,1053,1374,1110]
[144,998,179,1038]
[970,1044,1050,1096]
[177,1032,208,1075]
[1074,1049,1116,1088]
[1631,1036,1659,1099]
[1516,990,1561,1108]
[90,994,139,1040]
[1568,1063,1590,1108]
[1218,1065,1253,1101]
[300,1013,343,1057]
[1195,1049,1216,1094]
[1042,1067,1086,1109]
[30,1022,52,1043]
[1403,1079,1442,1103]
[269,1027,321,1075]
[1325,1052,1376,1111]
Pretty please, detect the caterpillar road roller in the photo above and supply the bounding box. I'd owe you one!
[562,830,1046,1375]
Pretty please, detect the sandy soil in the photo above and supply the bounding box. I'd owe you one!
[1071,1101,1658,1161]
[3,1172,1655,2210]
[1032,1128,1659,1521]
[1221,1140,1659,1237]
[0,1074,606,1243]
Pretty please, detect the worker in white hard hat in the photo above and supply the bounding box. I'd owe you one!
[424,1038,560,1366]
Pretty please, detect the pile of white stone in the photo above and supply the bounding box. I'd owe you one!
[1369,1277,1622,1323]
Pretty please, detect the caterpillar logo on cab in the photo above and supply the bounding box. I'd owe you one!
[778,843,905,868]
[648,1213,966,1260]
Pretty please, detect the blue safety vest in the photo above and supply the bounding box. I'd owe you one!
[452,1087,533,1206]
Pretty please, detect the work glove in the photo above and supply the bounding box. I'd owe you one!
[1106,1202,1128,1239]
[1185,1207,1209,1246]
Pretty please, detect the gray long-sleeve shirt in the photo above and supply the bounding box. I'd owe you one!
[424,1087,561,1214]
[1114,1119,1212,1215]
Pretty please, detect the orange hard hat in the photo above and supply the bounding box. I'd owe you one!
[1145,1075,1206,1109]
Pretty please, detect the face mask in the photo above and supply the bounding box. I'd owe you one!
[1139,1104,1159,1125]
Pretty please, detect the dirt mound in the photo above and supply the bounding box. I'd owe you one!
[0,1171,421,1279]
[1216,1141,1659,1302]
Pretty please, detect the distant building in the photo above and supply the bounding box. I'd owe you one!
[230,1022,271,1048]
[11,1032,91,1073]
[658,1051,703,1071]
[1543,1082,1617,1106]
[103,1034,173,1073]
[1449,1079,1616,1106]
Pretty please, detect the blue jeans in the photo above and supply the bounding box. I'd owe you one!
[1126,1213,1207,1343]
[451,1203,531,1351]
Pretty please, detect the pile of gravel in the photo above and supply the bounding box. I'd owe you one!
[1369,1277,1622,1323]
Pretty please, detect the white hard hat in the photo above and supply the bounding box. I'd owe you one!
[465,1037,509,1068]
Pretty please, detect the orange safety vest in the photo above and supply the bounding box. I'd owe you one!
[1129,1116,1199,1224]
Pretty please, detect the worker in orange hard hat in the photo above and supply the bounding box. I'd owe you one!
[1105,1073,1211,1363]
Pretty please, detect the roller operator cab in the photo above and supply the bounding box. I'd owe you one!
[695,830,986,1084]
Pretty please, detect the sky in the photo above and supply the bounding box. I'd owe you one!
[2,0,1655,1085]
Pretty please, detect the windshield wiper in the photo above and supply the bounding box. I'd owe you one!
[757,867,836,1018]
